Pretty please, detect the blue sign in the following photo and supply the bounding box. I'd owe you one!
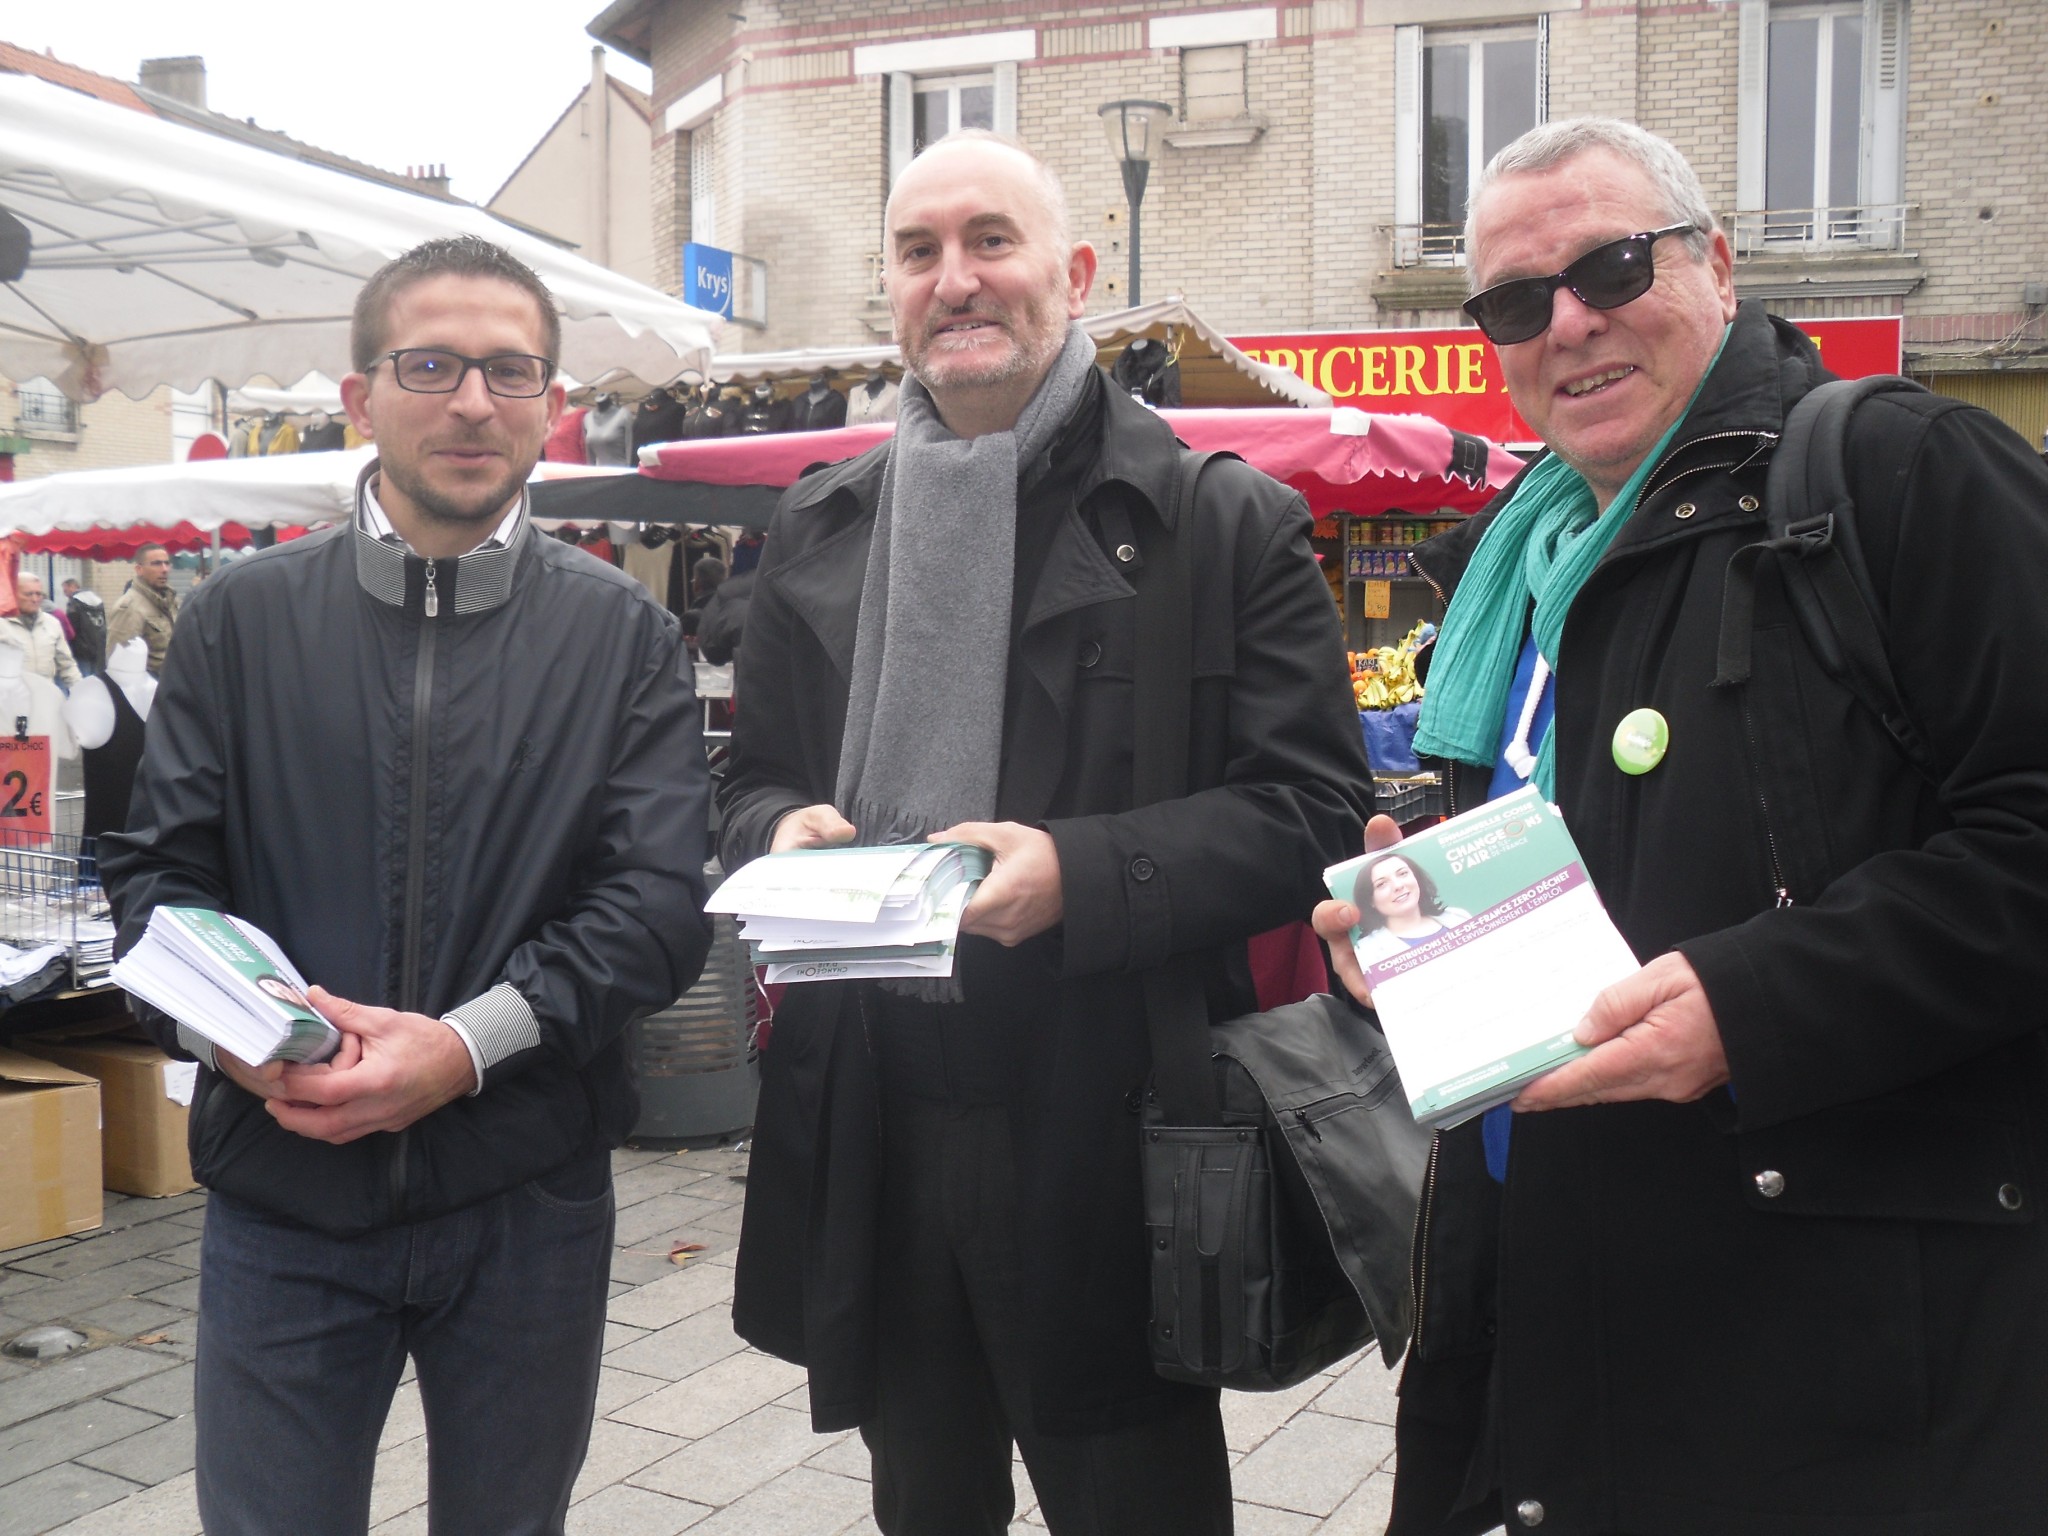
[683,242,734,318]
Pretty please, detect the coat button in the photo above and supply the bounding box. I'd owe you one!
[1673,502,1697,519]
[1755,1169,1786,1198]
[1738,494,1760,512]
[1129,856,1156,882]
[2000,1183,2024,1211]
[1516,1499,1546,1526]
[1115,542,1138,563]
[1079,639,1103,668]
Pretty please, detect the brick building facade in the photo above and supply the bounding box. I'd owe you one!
[592,0,2046,442]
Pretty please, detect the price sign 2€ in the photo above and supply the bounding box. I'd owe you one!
[0,735,53,842]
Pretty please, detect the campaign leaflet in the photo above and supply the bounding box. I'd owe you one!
[1324,785,1640,1128]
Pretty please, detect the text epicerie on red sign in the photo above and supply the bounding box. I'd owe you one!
[1232,317,1903,444]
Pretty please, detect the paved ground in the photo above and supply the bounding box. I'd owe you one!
[0,1145,1429,1535]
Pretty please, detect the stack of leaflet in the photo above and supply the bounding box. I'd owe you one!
[707,843,993,983]
[110,906,340,1064]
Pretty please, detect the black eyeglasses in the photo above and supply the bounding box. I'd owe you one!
[372,348,556,398]
[1462,224,1698,346]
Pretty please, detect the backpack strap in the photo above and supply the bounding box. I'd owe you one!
[1712,376,1939,783]
[1132,449,1236,1126]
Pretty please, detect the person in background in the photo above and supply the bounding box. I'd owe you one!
[105,542,179,676]
[1,572,82,688]
[65,580,107,677]
[1315,116,2048,1536]
[52,578,78,644]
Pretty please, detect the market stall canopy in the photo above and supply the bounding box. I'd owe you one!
[0,73,724,401]
[228,374,344,416]
[624,406,1520,524]
[706,298,1328,409]
[0,447,632,539]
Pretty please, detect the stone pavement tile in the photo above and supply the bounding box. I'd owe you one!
[69,1298,188,1343]
[666,1465,872,1536]
[804,1430,869,1480]
[136,1276,201,1311]
[1312,1351,1401,1427]
[595,1366,670,1418]
[0,1235,78,1264]
[1233,1502,1320,1534]
[606,1321,650,1354]
[5,1258,193,1320]
[612,1162,720,1207]
[569,1482,712,1535]
[605,1306,748,1383]
[38,1468,200,1536]
[0,1346,179,1432]
[1219,1371,1340,1455]
[0,1399,162,1487]
[368,1508,429,1536]
[688,1203,748,1236]
[612,1194,731,1250]
[75,1410,196,1486]
[93,1194,206,1233]
[607,1259,735,1331]
[161,1211,208,1232]
[141,1239,202,1271]
[105,1361,193,1418]
[1318,1468,1406,1534]
[613,1249,679,1287]
[1230,1409,1396,1518]
[0,1462,140,1536]
[378,1379,426,1450]
[612,1147,672,1171]
[366,1432,431,1528]
[571,1418,689,1504]
[614,1349,810,1441]
[630,1403,842,1507]
[8,1222,196,1280]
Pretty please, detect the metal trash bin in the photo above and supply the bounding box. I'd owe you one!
[629,911,758,1143]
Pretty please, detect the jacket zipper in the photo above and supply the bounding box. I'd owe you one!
[1737,683,1794,909]
[1407,1129,1442,1354]
[1638,430,1775,505]
[391,556,440,1218]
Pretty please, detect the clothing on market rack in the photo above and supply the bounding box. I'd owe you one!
[622,529,673,605]
[846,371,899,425]
[259,416,300,455]
[583,395,635,466]
[298,413,347,453]
[544,407,589,464]
[1110,337,1181,407]
[788,376,849,433]
[741,385,793,435]
[631,389,691,453]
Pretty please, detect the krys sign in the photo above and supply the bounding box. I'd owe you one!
[1232,317,1903,443]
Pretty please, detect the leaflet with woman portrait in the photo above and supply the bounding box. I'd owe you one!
[1325,785,1638,1128]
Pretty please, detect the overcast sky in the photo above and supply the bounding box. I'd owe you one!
[3,0,654,204]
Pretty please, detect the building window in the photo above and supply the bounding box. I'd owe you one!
[15,379,78,438]
[1736,0,1909,251]
[689,130,717,248]
[888,63,1018,186]
[1181,45,1248,123]
[1392,22,1545,266]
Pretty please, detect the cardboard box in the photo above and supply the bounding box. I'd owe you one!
[0,1046,102,1249]
[17,1039,198,1199]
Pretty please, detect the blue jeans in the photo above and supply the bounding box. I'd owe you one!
[194,1152,615,1536]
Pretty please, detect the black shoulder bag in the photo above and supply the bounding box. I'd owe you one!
[1131,451,1431,1393]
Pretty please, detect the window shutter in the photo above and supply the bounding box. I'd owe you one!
[888,72,914,186]
[1864,0,1907,210]
[1735,0,1769,219]
[1182,45,1247,123]
[994,60,1018,136]
[1393,25,1421,235]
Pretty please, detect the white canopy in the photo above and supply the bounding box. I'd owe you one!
[710,297,1330,408]
[0,74,723,401]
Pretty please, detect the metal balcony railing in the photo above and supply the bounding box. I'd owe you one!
[1389,223,1468,269]
[1724,204,1911,256]
[15,386,78,435]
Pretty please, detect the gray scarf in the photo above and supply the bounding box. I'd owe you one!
[834,324,1098,979]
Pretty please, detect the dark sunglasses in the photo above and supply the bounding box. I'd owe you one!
[372,348,556,398]
[1463,224,1698,346]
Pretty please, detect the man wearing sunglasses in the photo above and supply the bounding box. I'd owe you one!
[1316,119,2048,1535]
[102,236,713,1536]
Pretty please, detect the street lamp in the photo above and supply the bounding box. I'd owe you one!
[1097,99,1174,307]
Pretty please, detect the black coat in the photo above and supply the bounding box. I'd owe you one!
[718,378,1372,1435]
[1396,304,2048,1536]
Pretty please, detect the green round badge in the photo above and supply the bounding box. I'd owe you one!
[1611,708,1669,776]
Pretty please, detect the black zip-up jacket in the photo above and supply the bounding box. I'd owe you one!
[102,491,712,1235]
[1392,304,2048,1536]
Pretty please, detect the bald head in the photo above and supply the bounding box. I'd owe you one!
[14,574,43,620]
[886,131,1070,252]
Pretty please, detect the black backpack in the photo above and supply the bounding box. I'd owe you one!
[1712,376,1939,785]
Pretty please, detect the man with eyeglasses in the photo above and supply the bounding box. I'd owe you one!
[102,235,713,1536]
[1315,118,2048,1535]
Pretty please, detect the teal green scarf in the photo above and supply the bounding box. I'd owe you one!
[1413,327,1729,796]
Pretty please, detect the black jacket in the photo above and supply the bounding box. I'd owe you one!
[102,503,713,1236]
[1395,304,2048,1536]
[718,376,1373,1435]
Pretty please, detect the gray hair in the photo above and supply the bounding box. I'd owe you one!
[888,128,1071,251]
[1465,118,1717,291]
